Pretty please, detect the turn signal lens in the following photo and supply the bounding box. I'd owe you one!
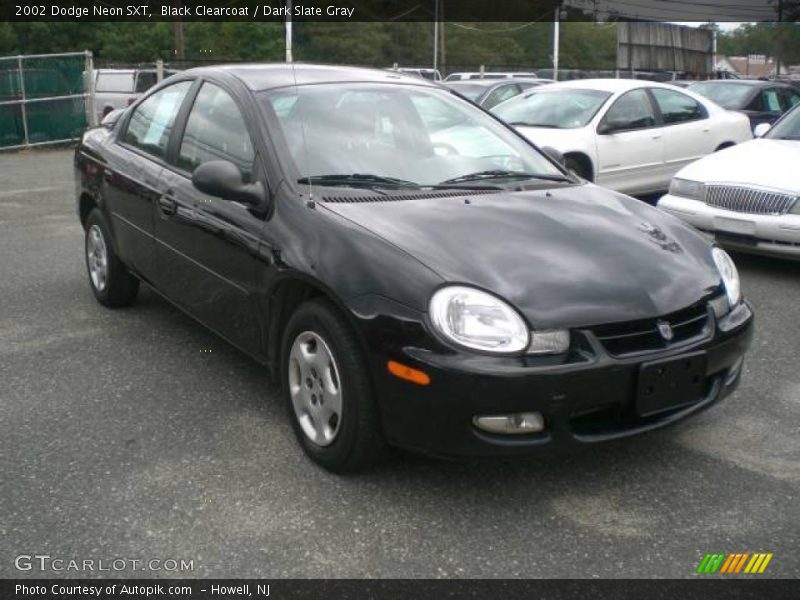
[669,178,706,201]
[528,329,570,355]
[387,360,431,386]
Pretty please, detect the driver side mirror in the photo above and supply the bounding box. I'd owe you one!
[192,160,266,206]
[598,117,635,135]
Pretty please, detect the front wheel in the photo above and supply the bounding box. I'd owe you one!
[84,208,139,307]
[282,299,387,472]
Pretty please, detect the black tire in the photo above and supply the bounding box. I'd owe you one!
[281,298,387,473]
[565,155,591,181]
[84,208,139,307]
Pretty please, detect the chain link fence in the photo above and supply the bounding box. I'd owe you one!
[0,51,94,150]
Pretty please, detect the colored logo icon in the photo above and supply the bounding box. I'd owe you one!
[696,552,773,574]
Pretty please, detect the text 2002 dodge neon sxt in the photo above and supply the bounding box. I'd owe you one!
[75,64,754,472]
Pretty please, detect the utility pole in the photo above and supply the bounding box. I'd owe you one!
[440,1,446,77]
[172,21,185,60]
[776,0,783,77]
[285,0,293,62]
[433,0,439,72]
[553,5,560,81]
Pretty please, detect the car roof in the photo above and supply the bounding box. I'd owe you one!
[690,79,783,88]
[446,79,516,88]
[182,63,437,92]
[541,78,663,93]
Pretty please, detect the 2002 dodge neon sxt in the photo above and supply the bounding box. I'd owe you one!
[75,64,754,472]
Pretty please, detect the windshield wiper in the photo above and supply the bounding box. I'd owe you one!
[508,121,562,128]
[297,173,422,188]
[439,170,573,185]
[298,173,503,191]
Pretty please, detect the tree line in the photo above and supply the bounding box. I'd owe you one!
[0,21,797,74]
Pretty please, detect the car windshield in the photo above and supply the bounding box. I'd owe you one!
[766,105,800,140]
[446,83,486,101]
[492,88,611,129]
[259,83,568,188]
[689,82,752,109]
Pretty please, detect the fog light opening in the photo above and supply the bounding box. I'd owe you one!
[473,412,545,435]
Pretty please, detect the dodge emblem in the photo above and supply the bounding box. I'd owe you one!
[657,320,674,341]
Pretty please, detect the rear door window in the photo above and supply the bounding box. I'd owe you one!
[123,80,192,159]
[650,88,706,124]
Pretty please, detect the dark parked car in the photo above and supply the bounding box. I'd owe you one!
[444,78,551,109]
[689,79,800,131]
[75,64,754,472]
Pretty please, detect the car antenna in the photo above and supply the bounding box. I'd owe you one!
[290,62,314,206]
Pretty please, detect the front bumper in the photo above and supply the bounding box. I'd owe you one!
[361,300,754,459]
[658,194,800,260]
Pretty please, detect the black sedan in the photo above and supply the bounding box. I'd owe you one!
[689,79,800,131]
[75,64,753,472]
[444,78,550,109]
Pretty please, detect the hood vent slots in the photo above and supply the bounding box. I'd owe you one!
[320,189,498,204]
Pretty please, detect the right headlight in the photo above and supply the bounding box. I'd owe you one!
[711,247,741,308]
[669,178,706,201]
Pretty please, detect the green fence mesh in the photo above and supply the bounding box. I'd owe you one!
[0,53,88,149]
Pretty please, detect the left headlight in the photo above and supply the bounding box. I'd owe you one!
[712,247,741,307]
[669,178,706,201]
[429,286,530,353]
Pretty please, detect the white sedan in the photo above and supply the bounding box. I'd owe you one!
[492,79,752,195]
[658,105,800,260]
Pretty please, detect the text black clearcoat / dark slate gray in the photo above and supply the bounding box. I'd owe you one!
[75,64,754,459]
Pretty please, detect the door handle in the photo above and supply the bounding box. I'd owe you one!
[158,193,177,216]
[651,134,662,140]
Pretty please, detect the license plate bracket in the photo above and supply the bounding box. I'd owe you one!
[636,351,707,417]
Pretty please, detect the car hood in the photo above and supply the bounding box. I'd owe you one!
[676,138,800,193]
[321,184,721,328]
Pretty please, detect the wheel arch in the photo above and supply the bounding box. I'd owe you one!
[563,151,595,181]
[78,192,98,228]
[266,274,371,383]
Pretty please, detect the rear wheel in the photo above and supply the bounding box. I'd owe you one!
[84,209,139,307]
[282,299,387,472]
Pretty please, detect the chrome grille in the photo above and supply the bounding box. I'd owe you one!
[705,185,797,216]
